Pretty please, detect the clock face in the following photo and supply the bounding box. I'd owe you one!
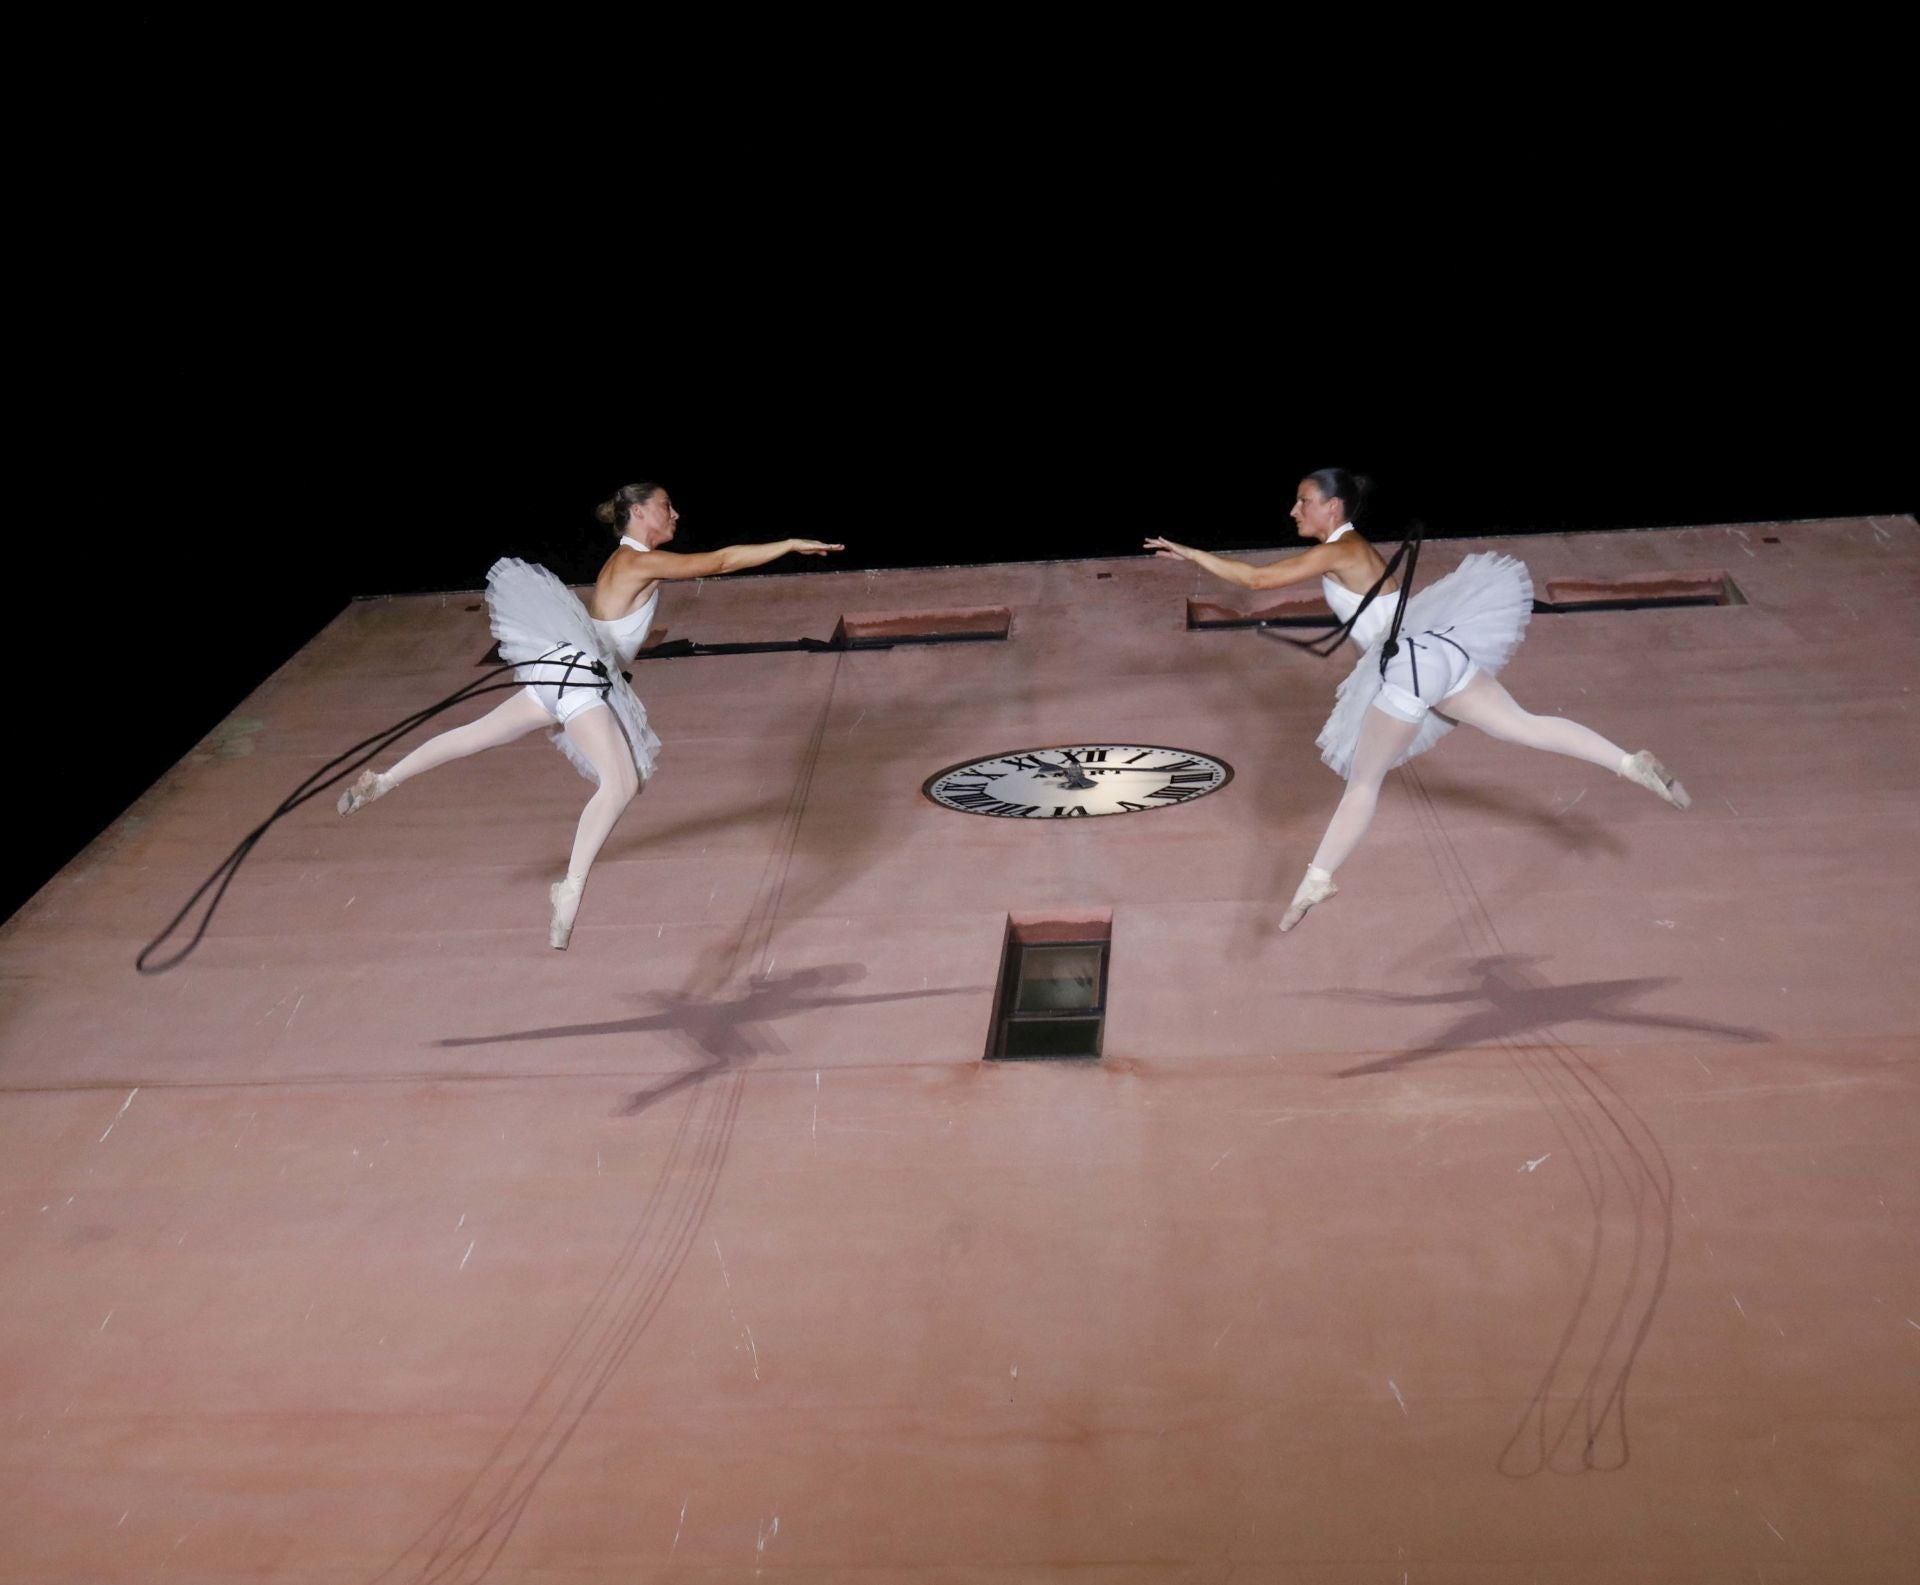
[923,745,1233,819]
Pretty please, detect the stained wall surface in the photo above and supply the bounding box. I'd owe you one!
[3,517,1916,1583]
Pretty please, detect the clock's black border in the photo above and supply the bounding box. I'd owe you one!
[920,743,1236,818]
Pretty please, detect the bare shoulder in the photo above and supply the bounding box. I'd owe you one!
[1333,531,1394,593]
[588,546,661,619]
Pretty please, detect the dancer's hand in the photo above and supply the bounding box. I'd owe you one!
[1145,536,1194,562]
[790,539,844,556]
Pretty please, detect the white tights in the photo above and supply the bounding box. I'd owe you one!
[1309,674,1628,877]
[384,693,640,883]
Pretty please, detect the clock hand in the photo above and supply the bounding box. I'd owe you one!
[1025,752,1098,790]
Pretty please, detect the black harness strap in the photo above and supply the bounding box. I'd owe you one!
[529,643,613,701]
[1263,521,1426,672]
[1396,624,1472,703]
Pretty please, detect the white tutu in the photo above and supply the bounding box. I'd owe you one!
[485,558,662,784]
[1316,553,1534,779]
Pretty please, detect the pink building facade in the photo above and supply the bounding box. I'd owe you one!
[3,516,1916,1582]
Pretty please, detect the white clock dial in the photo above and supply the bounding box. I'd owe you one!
[922,745,1233,819]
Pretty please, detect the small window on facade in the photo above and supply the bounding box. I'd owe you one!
[988,913,1111,1061]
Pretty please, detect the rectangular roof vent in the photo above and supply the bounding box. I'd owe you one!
[834,606,1012,647]
[1537,570,1743,611]
[1187,592,1332,630]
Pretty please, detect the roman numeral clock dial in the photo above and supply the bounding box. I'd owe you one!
[922,746,1233,818]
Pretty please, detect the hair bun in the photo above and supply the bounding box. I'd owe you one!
[593,499,619,525]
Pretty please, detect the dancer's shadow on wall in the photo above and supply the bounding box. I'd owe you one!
[1319,954,1773,1077]
[434,963,981,1115]
[389,959,981,1582]
[1314,951,1767,1475]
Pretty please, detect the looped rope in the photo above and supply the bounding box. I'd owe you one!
[134,651,612,975]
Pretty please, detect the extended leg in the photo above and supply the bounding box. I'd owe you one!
[548,704,642,949]
[1282,707,1421,931]
[338,689,553,813]
[1441,674,1688,806]
[1439,674,1624,768]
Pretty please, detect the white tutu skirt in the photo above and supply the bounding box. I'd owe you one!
[1316,553,1534,779]
[485,558,662,784]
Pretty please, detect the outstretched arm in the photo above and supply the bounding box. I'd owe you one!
[629,539,844,581]
[1145,537,1340,591]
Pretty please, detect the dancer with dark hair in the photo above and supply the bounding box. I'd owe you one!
[337,483,842,948]
[1148,468,1688,932]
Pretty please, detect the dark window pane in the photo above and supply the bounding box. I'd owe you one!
[1014,945,1102,1012]
[1001,1017,1102,1060]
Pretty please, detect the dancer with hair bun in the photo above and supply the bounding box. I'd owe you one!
[338,483,842,948]
[1148,468,1688,933]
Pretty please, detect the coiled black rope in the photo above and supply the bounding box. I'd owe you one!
[134,648,611,975]
[1261,520,1426,673]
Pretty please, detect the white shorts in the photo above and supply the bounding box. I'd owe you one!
[1371,629,1481,724]
[516,647,613,726]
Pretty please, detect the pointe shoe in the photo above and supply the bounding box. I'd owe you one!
[1278,864,1338,932]
[1619,750,1690,809]
[549,875,586,950]
[336,769,393,815]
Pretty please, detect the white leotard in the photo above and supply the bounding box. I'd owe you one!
[594,536,662,663]
[1317,524,1394,650]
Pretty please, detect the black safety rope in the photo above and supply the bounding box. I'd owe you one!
[1261,521,1426,674]
[134,647,612,975]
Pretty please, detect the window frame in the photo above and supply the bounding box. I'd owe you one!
[987,926,1111,1062]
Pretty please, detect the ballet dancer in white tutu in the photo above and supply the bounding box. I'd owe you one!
[337,482,842,948]
[1148,468,1688,933]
